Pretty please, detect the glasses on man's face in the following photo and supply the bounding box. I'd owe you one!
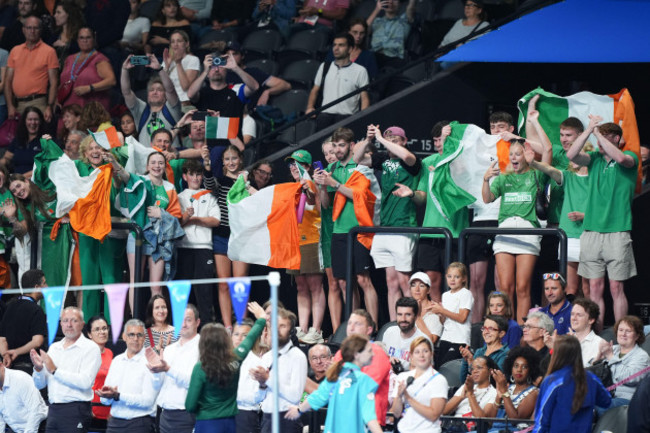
[310,355,331,363]
[126,333,145,339]
[481,326,499,333]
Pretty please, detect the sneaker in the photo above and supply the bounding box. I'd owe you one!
[301,327,324,344]
[296,327,307,340]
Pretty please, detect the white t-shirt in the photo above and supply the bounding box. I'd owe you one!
[242,114,257,139]
[452,384,497,418]
[422,312,443,338]
[314,61,369,115]
[163,55,201,102]
[381,326,431,370]
[122,17,151,44]
[440,288,473,345]
[396,367,448,433]
[177,188,221,249]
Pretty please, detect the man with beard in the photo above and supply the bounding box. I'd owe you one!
[379,297,431,370]
[539,272,572,335]
[306,33,370,131]
[250,308,307,433]
[31,307,102,432]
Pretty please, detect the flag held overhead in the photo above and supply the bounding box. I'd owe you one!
[89,126,122,150]
[205,116,240,140]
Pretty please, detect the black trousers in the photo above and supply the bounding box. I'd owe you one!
[46,401,91,433]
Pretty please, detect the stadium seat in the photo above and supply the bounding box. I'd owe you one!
[199,29,237,48]
[276,29,331,68]
[438,358,464,389]
[471,322,485,350]
[599,326,617,344]
[280,59,322,90]
[641,333,650,356]
[139,0,160,21]
[246,59,280,77]
[400,60,430,83]
[276,120,316,146]
[376,321,398,342]
[242,29,283,61]
[351,0,377,20]
[329,319,348,347]
[592,405,627,433]
[270,89,310,117]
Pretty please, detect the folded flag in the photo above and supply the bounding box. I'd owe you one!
[227,176,302,270]
[33,139,113,240]
[517,87,641,191]
[205,116,240,140]
[89,126,122,150]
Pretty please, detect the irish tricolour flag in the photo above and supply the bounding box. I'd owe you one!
[517,87,641,190]
[89,126,121,149]
[32,139,114,240]
[227,176,302,270]
[206,116,240,139]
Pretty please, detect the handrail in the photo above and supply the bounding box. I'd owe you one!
[345,226,453,320]
[458,227,568,277]
[439,415,534,433]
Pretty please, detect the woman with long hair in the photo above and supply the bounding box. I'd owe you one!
[391,337,448,433]
[185,302,266,433]
[58,102,81,141]
[86,315,113,429]
[285,334,383,433]
[119,111,138,139]
[485,291,522,349]
[1,106,46,175]
[146,0,191,58]
[78,100,112,132]
[488,346,539,433]
[409,272,442,344]
[482,139,552,322]
[532,335,611,433]
[121,0,150,53]
[162,30,199,108]
[51,0,85,68]
[144,294,177,353]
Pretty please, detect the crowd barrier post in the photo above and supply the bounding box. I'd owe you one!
[268,271,282,433]
[345,226,453,321]
[458,227,568,278]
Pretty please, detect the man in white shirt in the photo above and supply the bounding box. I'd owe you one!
[570,297,607,367]
[0,363,48,432]
[380,297,431,370]
[151,305,201,433]
[97,319,163,433]
[250,308,307,433]
[30,306,101,433]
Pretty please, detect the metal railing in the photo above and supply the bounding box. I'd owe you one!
[345,226,453,320]
[458,227,568,277]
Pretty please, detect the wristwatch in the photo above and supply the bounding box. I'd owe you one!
[334,181,341,190]
[502,391,511,399]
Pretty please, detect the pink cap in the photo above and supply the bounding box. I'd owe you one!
[384,126,407,139]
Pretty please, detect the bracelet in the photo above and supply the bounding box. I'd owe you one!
[334,182,341,190]
[89,84,95,92]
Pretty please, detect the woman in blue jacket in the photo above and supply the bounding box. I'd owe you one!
[533,335,611,433]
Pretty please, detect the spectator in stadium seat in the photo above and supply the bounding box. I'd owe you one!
[306,33,370,131]
[121,0,151,53]
[366,0,416,69]
[31,306,102,433]
[176,160,221,326]
[485,291,522,349]
[567,117,638,327]
[98,319,163,433]
[249,159,273,190]
[569,297,606,367]
[522,311,553,380]
[325,18,378,80]
[248,0,296,40]
[0,362,48,432]
[58,27,117,113]
[0,0,37,51]
[443,355,499,423]
[408,272,443,344]
[5,15,58,122]
[86,315,113,427]
[439,0,488,48]
[1,106,45,175]
[146,0,192,58]
[292,0,349,33]
[539,273,572,335]
[225,41,291,108]
[305,343,333,392]
[50,1,85,69]
[180,0,212,23]
[354,125,420,322]
[460,315,509,382]
[0,269,47,375]
[313,127,380,325]
[121,54,181,146]
[381,297,431,370]
[150,305,201,433]
[250,308,307,433]
[595,315,650,413]
[161,30,200,109]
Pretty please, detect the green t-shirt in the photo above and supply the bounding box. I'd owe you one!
[547,147,570,224]
[559,170,589,238]
[327,160,361,234]
[153,184,170,209]
[418,154,469,238]
[490,169,548,227]
[373,154,420,227]
[583,151,638,233]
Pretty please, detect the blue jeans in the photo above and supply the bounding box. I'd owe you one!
[596,396,629,416]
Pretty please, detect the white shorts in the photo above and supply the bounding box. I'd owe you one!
[493,216,541,256]
[558,237,581,263]
[370,233,417,272]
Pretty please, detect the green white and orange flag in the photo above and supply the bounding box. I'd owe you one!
[517,87,641,191]
[89,125,122,149]
[205,116,240,139]
[227,176,302,270]
[32,139,113,240]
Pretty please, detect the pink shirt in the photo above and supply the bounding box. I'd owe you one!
[299,0,349,28]
[60,51,111,111]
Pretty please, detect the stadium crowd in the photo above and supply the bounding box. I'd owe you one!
[0,0,647,432]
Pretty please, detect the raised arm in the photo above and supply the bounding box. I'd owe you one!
[529,159,563,185]
[367,0,383,27]
[223,53,259,97]
[372,125,416,166]
[120,55,137,108]
[594,127,636,168]
[149,55,179,107]
[353,125,375,166]
[566,114,600,166]
[481,161,499,203]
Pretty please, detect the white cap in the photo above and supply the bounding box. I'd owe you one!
[408,272,431,287]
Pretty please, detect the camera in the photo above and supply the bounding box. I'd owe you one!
[130,55,150,66]
[212,55,229,67]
